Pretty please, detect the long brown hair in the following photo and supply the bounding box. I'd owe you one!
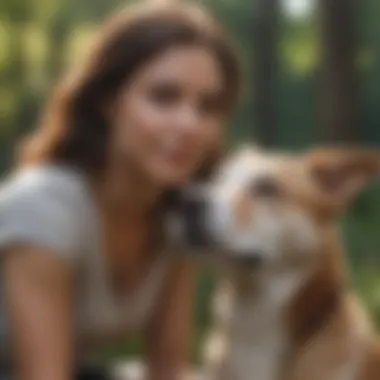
[19,1,241,180]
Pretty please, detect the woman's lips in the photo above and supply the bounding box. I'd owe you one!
[162,147,194,167]
[167,150,192,165]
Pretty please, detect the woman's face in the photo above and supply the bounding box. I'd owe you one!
[111,45,225,188]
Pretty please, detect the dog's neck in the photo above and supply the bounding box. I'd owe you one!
[286,224,347,348]
[221,224,348,377]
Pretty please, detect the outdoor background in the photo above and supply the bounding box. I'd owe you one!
[1,0,380,365]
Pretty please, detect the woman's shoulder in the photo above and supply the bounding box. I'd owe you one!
[0,164,94,259]
[0,164,89,202]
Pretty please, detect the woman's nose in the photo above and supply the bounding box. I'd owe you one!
[174,104,202,136]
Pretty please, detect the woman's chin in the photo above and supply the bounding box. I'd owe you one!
[153,168,194,189]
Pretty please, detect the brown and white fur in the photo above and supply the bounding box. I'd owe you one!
[170,146,380,380]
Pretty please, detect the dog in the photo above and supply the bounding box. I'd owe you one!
[167,145,380,380]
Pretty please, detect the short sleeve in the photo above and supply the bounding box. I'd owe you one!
[0,166,88,263]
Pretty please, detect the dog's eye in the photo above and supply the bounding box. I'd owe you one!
[250,177,283,198]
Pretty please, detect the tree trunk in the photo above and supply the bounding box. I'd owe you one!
[318,0,360,143]
[253,0,279,147]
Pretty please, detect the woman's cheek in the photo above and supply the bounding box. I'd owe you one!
[202,118,222,150]
[118,99,164,149]
[188,125,220,174]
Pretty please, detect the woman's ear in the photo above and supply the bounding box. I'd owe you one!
[304,147,380,212]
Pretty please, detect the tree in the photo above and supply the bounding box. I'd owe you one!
[252,0,280,147]
[318,0,360,142]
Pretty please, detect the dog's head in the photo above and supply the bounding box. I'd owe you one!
[166,146,380,272]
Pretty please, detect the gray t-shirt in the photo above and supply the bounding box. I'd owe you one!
[0,165,171,361]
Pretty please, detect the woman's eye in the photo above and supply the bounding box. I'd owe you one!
[250,177,283,198]
[148,84,182,106]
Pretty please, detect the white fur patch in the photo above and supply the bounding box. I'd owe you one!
[207,270,307,380]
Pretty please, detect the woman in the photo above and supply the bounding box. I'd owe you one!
[0,1,241,379]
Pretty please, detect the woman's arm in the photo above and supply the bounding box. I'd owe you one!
[3,247,76,380]
[146,261,197,380]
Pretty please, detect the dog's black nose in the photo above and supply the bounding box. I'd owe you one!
[181,195,210,248]
[164,184,213,250]
[237,252,264,269]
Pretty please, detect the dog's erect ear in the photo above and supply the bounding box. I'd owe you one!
[304,147,380,212]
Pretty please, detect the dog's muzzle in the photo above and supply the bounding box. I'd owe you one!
[164,184,215,251]
[233,251,265,269]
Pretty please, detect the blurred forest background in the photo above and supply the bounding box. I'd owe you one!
[1,0,380,364]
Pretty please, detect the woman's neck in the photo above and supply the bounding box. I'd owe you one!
[94,156,163,219]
